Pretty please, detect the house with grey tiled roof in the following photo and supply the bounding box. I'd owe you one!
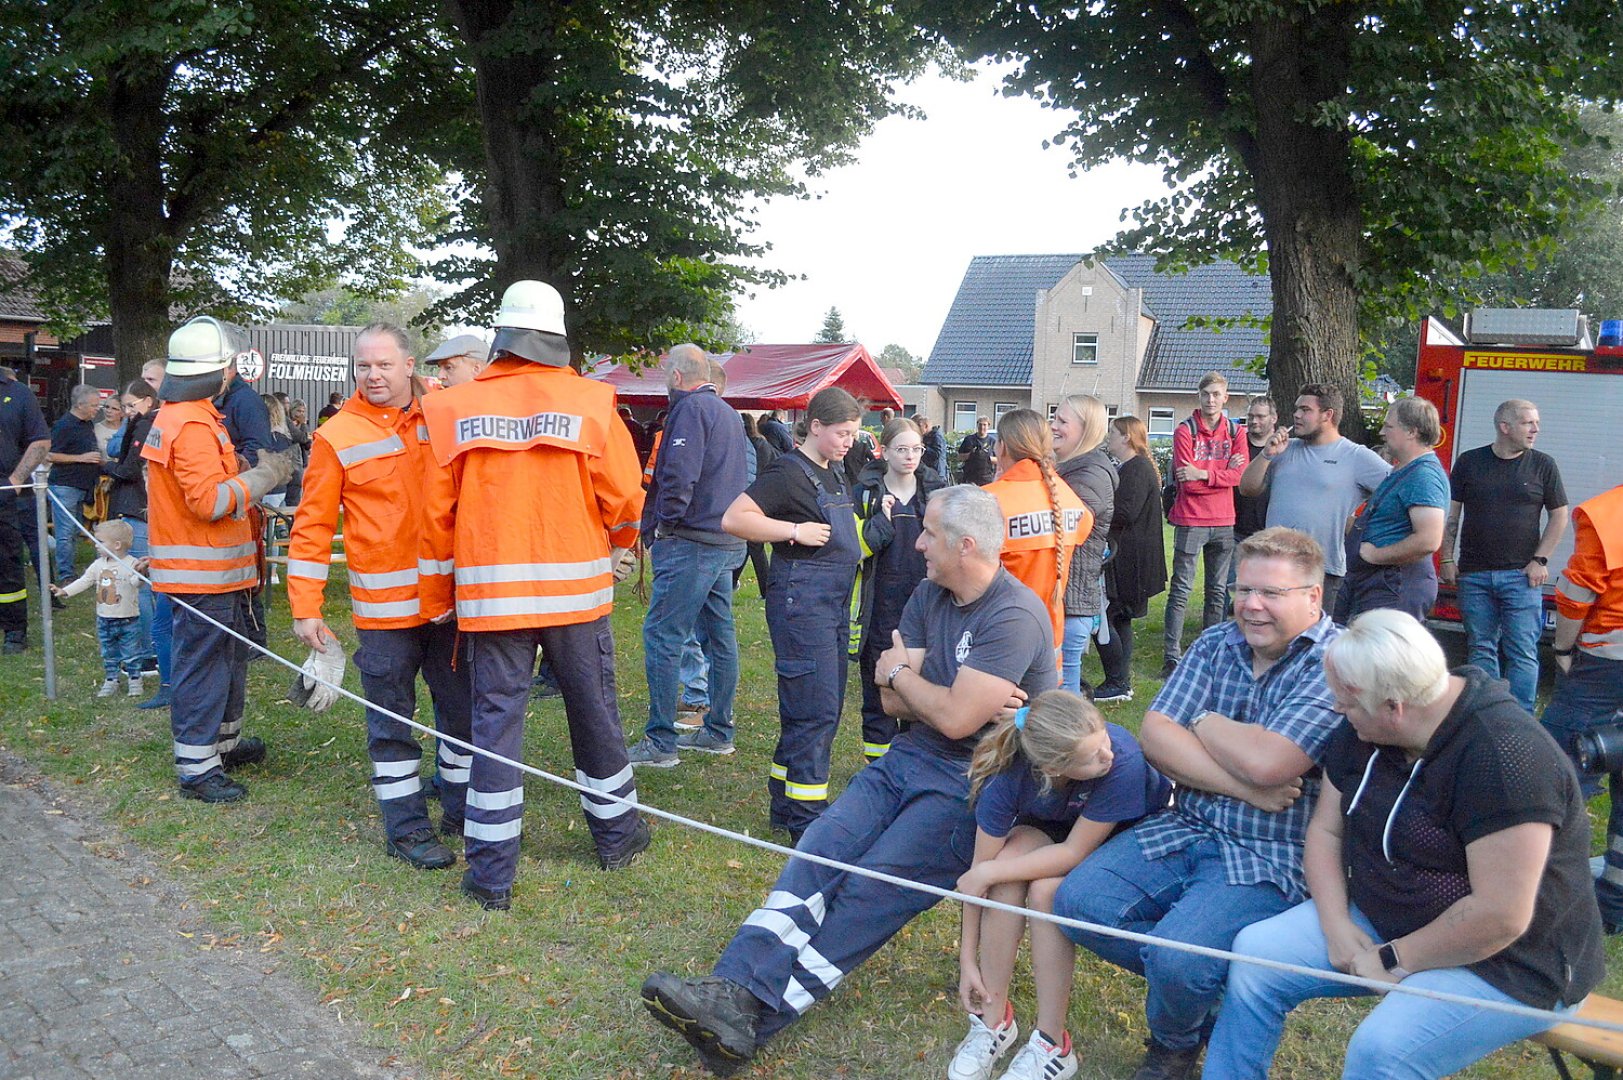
[918,253,1271,438]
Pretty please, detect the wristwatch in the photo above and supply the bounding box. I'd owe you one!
[1189,711,1215,733]
[885,663,910,688]
[1532,555,1549,566]
[1378,942,1411,979]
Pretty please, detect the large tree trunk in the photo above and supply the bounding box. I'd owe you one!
[1248,12,1367,442]
[102,59,176,388]
[442,0,569,300]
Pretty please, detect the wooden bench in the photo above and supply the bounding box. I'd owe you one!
[1536,994,1623,1079]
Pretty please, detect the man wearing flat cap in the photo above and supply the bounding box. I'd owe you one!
[425,334,489,388]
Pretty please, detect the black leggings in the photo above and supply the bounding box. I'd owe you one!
[1097,602,1136,686]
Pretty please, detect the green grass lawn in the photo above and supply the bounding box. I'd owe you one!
[0,536,1613,1079]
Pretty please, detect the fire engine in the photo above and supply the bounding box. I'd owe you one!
[1414,308,1623,644]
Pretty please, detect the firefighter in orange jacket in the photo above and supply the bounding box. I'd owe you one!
[983,409,1091,667]
[1541,482,1623,929]
[288,324,472,871]
[143,317,291,803]
[420,280,649,910]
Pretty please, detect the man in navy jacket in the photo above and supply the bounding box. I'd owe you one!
[628,345,750,766]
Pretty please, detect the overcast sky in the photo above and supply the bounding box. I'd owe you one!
[731,63,1167,359]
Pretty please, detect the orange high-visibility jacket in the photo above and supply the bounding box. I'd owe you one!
[419,359,643,631]
[1555,484,1623,661]
[985,458,1093,651]
[286,393,441,629]
[642,429,663,488]
[141,399,258,595]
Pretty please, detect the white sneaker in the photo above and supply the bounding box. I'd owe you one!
[998,1030,1076,1080]
[127,675,144,697]
[947,1011,1019,1080]
[97,678,119,698]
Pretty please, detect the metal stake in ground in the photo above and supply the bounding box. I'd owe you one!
[33,466,55,700]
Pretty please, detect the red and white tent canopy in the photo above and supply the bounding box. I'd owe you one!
[587,343,902,411]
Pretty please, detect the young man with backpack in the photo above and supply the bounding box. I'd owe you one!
[1161,372,1248,678]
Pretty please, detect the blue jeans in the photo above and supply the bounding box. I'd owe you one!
[1164,525,1234,660]
[1541,652,1623,926]
[642,537,744,751]
[680,632,709,709]
[96,615,144,679]
[1061,613,1099,695]
[48,484,88,584]
[1053,826,1292,1050]
[122,517,157,664]
[1204,899,1568,1079]
[1456,569,1544,713]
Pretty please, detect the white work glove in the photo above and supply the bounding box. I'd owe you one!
[289,646,346,712]
[236,450,296,503]
[610,545,638,583]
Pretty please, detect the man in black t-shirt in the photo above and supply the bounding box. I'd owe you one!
[1440,399,1568,713]
[958,416,997,486]
[642,485,1055,1075]
[1206,610,1604,1078]
[46,385,105,586]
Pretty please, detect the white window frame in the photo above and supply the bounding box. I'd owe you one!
[1106,404,1119,419]
[953,400,978,432]
[993,401,1019,421]
[1072,333,1099,365]
[1148,407,1176,438]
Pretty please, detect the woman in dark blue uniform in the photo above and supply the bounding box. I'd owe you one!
[723,387,863,841]
[853,417,945,763]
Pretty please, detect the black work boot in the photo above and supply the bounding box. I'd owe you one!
[599,817,651,871]
[179,773,248,804]
[641,972,760,1077]
[2,631,27,655]
[1130,1038,1203,1080]
[220,737,266,770]
[385,828,455,870]
[460,869,511,911]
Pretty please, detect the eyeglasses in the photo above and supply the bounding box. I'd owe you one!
[1233,584,1317,602]
[887,445,924,456]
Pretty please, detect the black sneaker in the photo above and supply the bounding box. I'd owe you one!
[641,972,760,1077]
[460,869,511,911]
[220,737,266,770]
[1129,1038,1203,1080]
[386,828,455,870]
[599,817,651,871]
[1093,682,1134,703]
[1159,657,1179,680]
[179,773,248,804]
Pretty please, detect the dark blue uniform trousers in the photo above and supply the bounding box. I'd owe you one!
[354,622,471,840]
[462,618,640,892]
[766,556,858,835]
[713,734,977,1040]
[0,492,30,637]
[169,589,250,785]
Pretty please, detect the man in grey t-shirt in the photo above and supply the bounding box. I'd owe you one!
[1239,383,1388,615]
[641,484,1054,1075]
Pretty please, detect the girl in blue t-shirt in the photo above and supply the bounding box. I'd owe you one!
[948,690,1171,1080]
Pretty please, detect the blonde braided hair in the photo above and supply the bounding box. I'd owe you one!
[997,409,1070,609]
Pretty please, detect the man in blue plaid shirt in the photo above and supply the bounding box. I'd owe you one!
[1052,527,1344,1080]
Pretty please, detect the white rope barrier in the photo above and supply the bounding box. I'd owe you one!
[40,488,1623,1038]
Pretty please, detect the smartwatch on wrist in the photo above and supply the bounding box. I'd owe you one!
[1532,555,1549,566]
[1378,942,1410,979]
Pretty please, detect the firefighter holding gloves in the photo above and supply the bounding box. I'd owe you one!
[288,323,472,871]
[142,317,292,803]
[420,280,649,911]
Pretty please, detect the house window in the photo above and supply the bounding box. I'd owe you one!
[1106,404,1119,419]
[993,402,1019,421]
[953,400,978,432]
[1072,333,1099,365]
[1047,403,1058,420]
[1148,407,1176,438]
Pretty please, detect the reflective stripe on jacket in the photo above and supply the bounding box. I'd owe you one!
[141,399,257,595]
[985,458,1092,652]
[287,392,441,629]
[1555,484,1623,660]
[419,359,644,631]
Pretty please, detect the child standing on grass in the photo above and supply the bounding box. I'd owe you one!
[51,518,148,698]
[949,690,1171,1080]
